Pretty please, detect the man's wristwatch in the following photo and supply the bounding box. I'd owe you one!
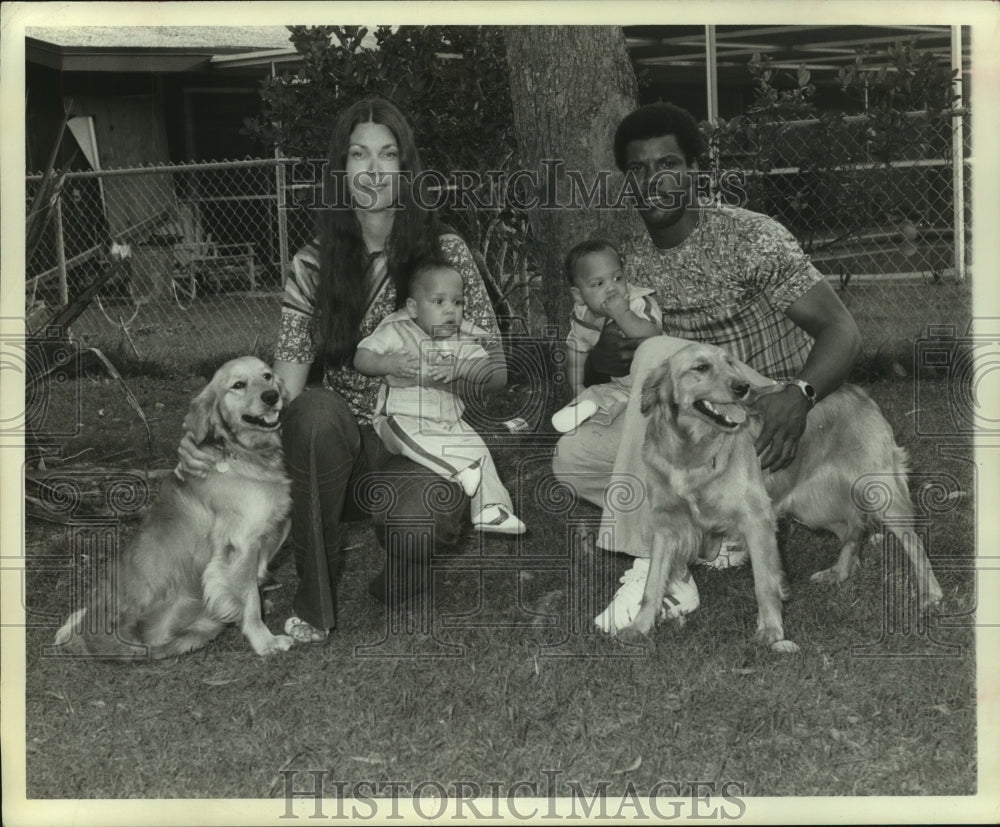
[784,378,817,408]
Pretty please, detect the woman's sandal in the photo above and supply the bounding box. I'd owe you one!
[283,616,329,644]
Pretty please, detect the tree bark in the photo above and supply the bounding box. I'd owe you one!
[504,26,639,329]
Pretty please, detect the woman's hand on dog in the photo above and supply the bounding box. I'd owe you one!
[750,386,810,471]
[175,431,215,480]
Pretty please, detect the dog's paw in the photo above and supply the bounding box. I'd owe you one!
[770,639,800,654]
[53,624,72,646]
[754,626,786,648]
[809,567,840,586]
[919,573,944,612]
[919,590,944,615]
[615,626,656,656]
[615,625,647,644]
[660,608,688,628]
[54,608,87,645]
[253,633,294,656]
[270,634,294,653]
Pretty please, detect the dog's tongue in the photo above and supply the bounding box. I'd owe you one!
[714,402,747,425]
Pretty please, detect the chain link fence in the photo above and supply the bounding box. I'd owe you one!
[708,108,972,359]
[26,158,316,372]
[26,107,972,374]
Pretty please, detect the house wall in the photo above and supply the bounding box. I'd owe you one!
[26,62,272,248]
[69,92,176,239]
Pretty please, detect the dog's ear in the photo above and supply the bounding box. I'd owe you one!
[640,362,671,417]
[183,381,218,444]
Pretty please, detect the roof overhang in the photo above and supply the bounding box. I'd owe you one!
[206,24,971,79]
[25,35,278,74]
[209,48,301,71]
[25,24,969,80]
[626,24,968,85]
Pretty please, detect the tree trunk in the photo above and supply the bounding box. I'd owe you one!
[504,26,638,329]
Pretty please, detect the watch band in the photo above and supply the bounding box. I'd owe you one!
[784,378,816,407]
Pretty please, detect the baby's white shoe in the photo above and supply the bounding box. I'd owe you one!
[472,504,526,535]
[551,399,599,433]
[455,463,482,497]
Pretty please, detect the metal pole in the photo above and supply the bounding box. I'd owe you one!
[951,26,965,281]
[54,196,69,310]
[276,159,290,288]
[705,24,719,127]
[86,116,108,232]
[705,24,721,194]
[272,60,291,287]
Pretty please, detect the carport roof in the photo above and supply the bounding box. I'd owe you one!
[25,24,968,79]
[626,24,968,85]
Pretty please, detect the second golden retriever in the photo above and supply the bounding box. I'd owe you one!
[623,342,942,652]
[54,356,293,659]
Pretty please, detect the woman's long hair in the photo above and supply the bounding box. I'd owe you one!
[316,97,442,368]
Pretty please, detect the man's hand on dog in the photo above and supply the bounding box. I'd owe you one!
[584,322,641,384]
[751,385,810,471]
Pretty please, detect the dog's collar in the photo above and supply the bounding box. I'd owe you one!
[216,450,234,473]
[201,438,238,473]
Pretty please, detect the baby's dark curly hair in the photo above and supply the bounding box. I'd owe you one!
[563,238,623,286]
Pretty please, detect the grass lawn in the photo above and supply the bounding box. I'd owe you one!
[15,365,979,811]
[70,292,282,376]
[65,274,972,380]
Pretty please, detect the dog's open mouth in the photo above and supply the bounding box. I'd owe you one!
[242,413,281,430]
[693,399,747,429]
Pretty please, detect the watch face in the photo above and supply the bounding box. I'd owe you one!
[788,379,815,403]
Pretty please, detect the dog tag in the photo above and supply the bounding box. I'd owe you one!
[216,460,230,474]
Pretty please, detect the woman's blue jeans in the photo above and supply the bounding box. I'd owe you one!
[281,387,468,631]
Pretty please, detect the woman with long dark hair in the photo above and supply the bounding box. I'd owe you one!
[179,98,503,643]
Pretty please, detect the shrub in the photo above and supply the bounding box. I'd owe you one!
[245,26,534,327]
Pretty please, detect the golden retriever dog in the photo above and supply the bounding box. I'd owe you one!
[54,356,293,659]
[623,342,943,652]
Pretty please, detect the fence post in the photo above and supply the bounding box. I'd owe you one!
[275,157,290,287]
[704,25,720,180]
[704,25,719,128]
[951,25,966,282]
[53,195,69,310]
